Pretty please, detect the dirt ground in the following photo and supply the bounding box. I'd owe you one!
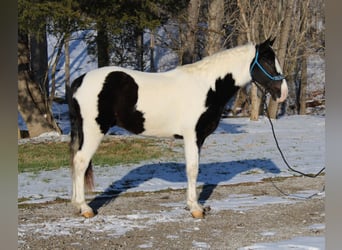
[18,175,324,250]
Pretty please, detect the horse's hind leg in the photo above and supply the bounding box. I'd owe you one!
[72,127,104,218]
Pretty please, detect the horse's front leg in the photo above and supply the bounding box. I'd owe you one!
[184,133,203,218]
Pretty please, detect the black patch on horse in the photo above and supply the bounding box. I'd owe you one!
[70,98,84,150]
[68,74,86,150]
[195,73,239,148]
[96,71,145,134]
[70,73,86,93]
[173,134,183,139]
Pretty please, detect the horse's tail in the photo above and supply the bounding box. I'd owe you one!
[67,74,94,191]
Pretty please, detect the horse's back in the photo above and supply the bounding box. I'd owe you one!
[72,65,208,137]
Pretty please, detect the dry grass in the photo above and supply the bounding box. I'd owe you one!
[18,137,180,173]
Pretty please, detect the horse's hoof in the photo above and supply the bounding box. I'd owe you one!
[81,210,95,218]
[191,210,204,219]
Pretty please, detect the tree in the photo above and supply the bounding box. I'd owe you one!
[78,0,118,67]
[284,0,319,115]
[18,33,61,137]
[299,49,308,115]
[29,31,49,96]
[204,0,225,56]
[298,0,323,115]
[80,0,187,70]
[236,0,262,121]
[267,0,295,119]
[180,0,202,65]
[18,0,86,137]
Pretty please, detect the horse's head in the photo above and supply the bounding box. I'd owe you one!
[250,38,288,103]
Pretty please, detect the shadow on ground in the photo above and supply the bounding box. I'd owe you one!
[89,159,280,214]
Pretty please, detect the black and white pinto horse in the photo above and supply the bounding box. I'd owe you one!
[68,38,288,218]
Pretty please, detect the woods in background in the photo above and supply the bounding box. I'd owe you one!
[18,0,325,137]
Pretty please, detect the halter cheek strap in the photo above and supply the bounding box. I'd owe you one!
[250,50,285,81]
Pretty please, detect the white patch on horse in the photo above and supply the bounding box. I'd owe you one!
[274,57,288,102]
[179,43,255,88]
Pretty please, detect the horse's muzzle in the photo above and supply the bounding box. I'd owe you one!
[276,81,288,103]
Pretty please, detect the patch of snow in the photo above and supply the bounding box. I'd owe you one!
[37,131,61,138]
[160,193,298,212]
[18,134,70,145]
[307,224,325,231]
[192,240,211,249]
[239,236,325,250]
[307,54,325,94]
[19,207,191,240]
[138,241,154,248]
[260,231,277,237]
[166,234,179,239]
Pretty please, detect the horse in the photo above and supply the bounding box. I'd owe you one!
[67,38,288,219]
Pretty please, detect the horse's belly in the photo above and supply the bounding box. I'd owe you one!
[140,112,181,138]
[136,79,207,138]
[141,129,175,138]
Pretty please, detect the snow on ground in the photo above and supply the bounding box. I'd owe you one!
[18,115,325,248]
[18,115,325,204]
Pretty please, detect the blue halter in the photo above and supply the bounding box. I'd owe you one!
[250,50,285,81]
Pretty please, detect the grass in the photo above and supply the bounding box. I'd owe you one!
[18,137,180,173]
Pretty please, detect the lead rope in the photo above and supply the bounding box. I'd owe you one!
[255,85,325,199]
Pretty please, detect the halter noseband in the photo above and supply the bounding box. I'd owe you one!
[250,50,285,81]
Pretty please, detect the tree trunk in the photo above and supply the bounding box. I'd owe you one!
[232,88,249,116]
[29,31,48,97]
[298,1,309,115]
[50,35,65,106]
[181,0,201,65]
[150,32,155,72]
[299,51,307,114]
[64,32,71,90]
[96,21,110,67]
[136,30,144,71]
[18,33,61,137]
[250,83,261,120]
[267,0,295,118]
[205,0,224,56]
[266,94,279,119]
[236,0,251,42]
[231,32,250,117]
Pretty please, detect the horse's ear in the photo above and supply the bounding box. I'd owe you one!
[259,37,276,51]
[268,37,276,47]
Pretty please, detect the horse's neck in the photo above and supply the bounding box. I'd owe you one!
[179,44,255,88]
